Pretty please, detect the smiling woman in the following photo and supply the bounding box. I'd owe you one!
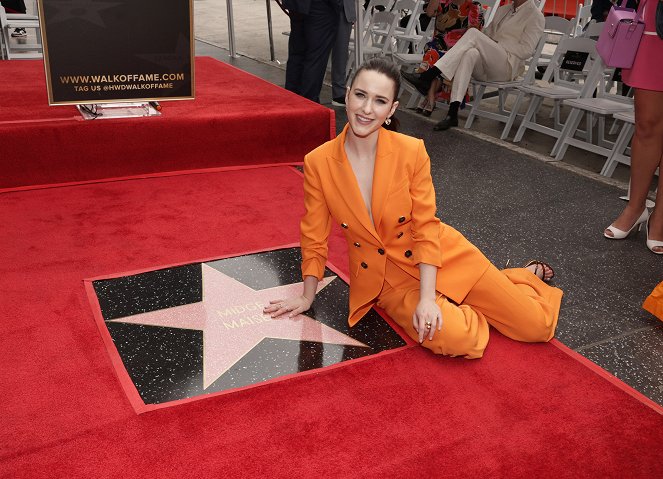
[265,58,564,359]
[344,58,402,136]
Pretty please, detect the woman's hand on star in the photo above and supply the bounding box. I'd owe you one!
[264,295,313,318]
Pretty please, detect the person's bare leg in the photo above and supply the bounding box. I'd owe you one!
[427,78,439,105]
[424,78,440,114]
[605,89,663,250]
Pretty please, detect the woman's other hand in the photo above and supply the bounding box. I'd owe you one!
[413,298,443,343]
[263,295,313,318]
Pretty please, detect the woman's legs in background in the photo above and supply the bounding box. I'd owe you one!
[605,88,663,252]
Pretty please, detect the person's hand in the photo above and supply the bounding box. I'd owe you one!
[412,298,442,343]
[263,295,313,318]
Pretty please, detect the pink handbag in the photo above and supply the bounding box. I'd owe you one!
[597,0,647,69]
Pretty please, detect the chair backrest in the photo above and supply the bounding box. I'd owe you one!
[544,15,575,37]
[363,0,397,29]
[482,0,502,27]
[366,11,400,54]
[580,21,604,39]
[521,29,549,83]
[573,3,593,36]
[539,15,575,57]
[541,36,597,85]
[392,0,425,36]
[366,0,396,11]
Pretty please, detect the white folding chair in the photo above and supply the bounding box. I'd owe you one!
[509,36,598,142]
[392,0,428,53]
[551,57,633,161]
[347,11,400,79]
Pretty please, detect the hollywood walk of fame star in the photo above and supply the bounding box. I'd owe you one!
[110,264,368,389]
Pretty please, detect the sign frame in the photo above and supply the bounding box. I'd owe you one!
[37,0,195,106]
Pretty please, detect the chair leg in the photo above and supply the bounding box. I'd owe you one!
[464,84,486,129]
[553,109,584,160]
[553,101,563,130]
[513,95,543,143]
[501,90,524,140]
[608,116,620,135]
[497,89,509,115]
[600,123,634,177]
[405,88,422,109]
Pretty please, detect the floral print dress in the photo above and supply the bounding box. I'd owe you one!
[417,0,485,104]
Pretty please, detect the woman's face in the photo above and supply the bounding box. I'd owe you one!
[345,70,399,139]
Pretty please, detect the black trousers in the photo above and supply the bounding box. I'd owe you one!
[285,0,339,103]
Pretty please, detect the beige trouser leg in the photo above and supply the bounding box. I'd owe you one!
[433,29,511,103]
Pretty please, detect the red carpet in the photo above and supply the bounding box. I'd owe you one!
[0,166,661,477]
[0,57,334,190]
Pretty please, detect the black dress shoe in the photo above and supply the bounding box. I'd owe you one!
[433,115,458,131]
[402,71,432,96]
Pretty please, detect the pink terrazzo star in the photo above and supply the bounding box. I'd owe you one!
[110,264,367,388]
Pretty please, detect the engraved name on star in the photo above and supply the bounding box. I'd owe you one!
[109,264,367,389]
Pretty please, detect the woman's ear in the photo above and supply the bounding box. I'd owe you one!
[345,86,350,104]
[390,100,399,118]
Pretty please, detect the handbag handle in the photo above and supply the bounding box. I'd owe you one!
[618,0,647,22]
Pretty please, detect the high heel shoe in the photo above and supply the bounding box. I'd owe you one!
[422,102,435,117]
[415,98,428,114]
[646,217,663,254]
[604,208,649,239]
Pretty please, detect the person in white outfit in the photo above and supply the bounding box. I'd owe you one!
[402,0,544,130]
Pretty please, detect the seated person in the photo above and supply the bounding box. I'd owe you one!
[415,0,485,116]
[1,0,27,37]
[402,0,544,130]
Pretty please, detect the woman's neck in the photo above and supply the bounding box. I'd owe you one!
[345,128,379,162]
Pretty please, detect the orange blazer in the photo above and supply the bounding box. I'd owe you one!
[301,125,491,326]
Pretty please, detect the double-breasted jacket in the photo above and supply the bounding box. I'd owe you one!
[301,125,491,326]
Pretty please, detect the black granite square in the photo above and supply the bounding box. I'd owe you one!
[90,248,407,406]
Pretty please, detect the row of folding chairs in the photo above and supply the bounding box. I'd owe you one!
[348,0,508,79]
[0,5,42,60]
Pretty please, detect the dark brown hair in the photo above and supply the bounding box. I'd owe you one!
[349,58,401,131]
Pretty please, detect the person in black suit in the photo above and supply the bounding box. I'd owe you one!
[283,0,340,103]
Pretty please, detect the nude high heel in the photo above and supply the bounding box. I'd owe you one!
[604,209,649,239]
[646,217,663,254]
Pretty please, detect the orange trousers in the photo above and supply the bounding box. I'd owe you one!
[376,265,564,358]
[643,281,663,322]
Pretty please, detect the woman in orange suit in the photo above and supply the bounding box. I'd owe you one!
[265,58,563,358]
